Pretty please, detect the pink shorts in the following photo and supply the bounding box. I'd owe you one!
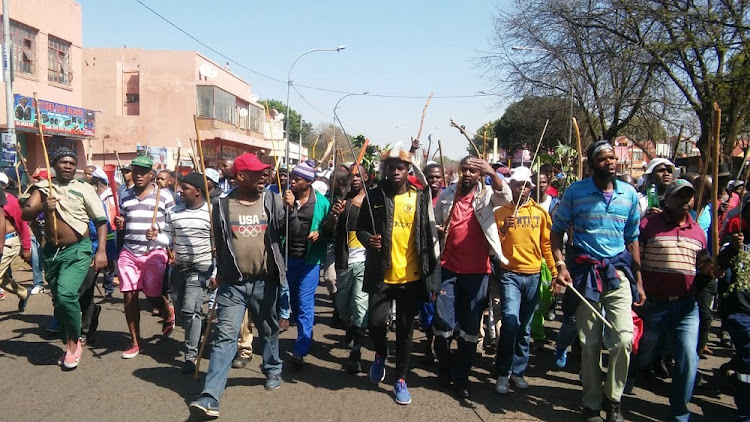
[118,248,168,297]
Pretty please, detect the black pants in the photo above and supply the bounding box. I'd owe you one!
[369,281,422,379]
[695,274,716,351]
[79,265,101,334]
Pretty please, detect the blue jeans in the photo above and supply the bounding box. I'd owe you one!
[634,297,699,421]
[433,269,488,382]
[30,234,44,288]
[287,258,320,357]
[170,263,211,361]
[725,312,750,422]
[496,271,539,376]
[201,279,281,402]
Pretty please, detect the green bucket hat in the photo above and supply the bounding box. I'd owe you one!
[131,155,154,169]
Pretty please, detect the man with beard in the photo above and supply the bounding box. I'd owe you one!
[114,155,176,359]
[22,147,108,369]
[551,141,645,422]
[433,156,511,398]
[357,145,439,405]
[632,179,708,422]
[322,164,370,373]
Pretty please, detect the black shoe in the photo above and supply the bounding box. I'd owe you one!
[437,368,452,389]
[345,351,362,374]
[231,354,251,369]
[581,407,603,422]
[289,353,305,368]
[453,381,470,399]
[653,359,670,379]
[18,292,30,312]
[603,400,623,422]
[422,348,435,365]
[182,359,196,374]
[88,304,102,343]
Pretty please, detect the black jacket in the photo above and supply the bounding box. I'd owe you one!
[213,190,297,285]
[321,193,363,271]
[356,183,439,297]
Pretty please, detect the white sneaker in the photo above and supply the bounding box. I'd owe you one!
[30,286,45,295]
[511,374,529,389]
[495,375,510,394]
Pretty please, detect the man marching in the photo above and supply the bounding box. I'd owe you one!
[551,141,645,422]
[114,155,176,359]
[22,147,108,369]
[189,153,296,418]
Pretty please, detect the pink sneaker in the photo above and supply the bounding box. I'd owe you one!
[63,339,82,369]
[162,305,176,337]
[57,350,66,366]
[122,344,140,359]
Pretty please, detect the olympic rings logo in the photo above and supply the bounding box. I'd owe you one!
[236,225,263,237]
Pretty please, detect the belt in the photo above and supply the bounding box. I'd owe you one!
[5,232,17,239]
[649,295,687,302]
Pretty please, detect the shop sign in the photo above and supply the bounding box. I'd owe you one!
[13,94,96,137]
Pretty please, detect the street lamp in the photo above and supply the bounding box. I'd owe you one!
[511,45,574,147]
[333,92,369,171]
[284,46,346,169]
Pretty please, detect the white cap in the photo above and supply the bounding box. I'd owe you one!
[509,166,535,188]
[92,167,109,184]
[312,180,329,196]
[205,168,220,184]
[643,158,675,175]
[0,173,8,186]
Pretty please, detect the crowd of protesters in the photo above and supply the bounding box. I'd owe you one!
[2,138,749,422]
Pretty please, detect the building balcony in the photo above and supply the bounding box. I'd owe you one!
[195,116,268,149]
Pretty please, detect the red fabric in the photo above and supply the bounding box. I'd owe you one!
[724,214,749,239]
[632,310,644,355]
[546,185,559,198]
[408,175,424,190]
[3,193,31,251]
[441,191,491,274]
[232,153,271,174]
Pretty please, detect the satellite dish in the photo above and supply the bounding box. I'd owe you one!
[250,94,259,103]
[199,63,217,79]
[239,108,248,118]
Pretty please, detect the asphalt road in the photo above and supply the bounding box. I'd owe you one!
[0,265,740,421]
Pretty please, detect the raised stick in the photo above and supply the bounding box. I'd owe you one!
[263,101,283,189]
[13,162,21,196]
[438,140,447,188]
[415,93,434,143]
[449,118,482,157]
[194,114,216,381]
[572,117,583,179]
[711,103,721,266]
[513,119,549,216]
[33,93,57,245]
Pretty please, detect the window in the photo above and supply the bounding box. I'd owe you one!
[196,86,238,124]
[248,104,263,133]
[0,18,38,76]
[48,35,71,86]
[126,94,139,103]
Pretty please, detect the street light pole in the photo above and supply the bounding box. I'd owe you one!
[332,92,368,173]
[284,46,346,170]
[3,0,16,165]
[511,46,574,147]
[283,45,345,264]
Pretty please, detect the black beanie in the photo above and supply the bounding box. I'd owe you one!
[180,172,206,195]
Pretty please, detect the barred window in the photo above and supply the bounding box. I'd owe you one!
[48,35,71,85]
[196,85,237,124]
[0,18,38,76]
[248,104,263,133]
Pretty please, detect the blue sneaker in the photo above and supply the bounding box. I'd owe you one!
[554,349,567,369]
[394,378,412,405]
[46,318,61,334]
[369,353,386,384]
[189,395,219,419]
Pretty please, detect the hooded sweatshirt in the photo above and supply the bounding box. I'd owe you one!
[494,198,557,277]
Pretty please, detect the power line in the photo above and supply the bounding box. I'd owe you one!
[133,0,505,101]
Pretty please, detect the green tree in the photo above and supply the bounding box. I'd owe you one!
[260,99,309,144]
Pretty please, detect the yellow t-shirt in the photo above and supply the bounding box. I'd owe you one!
[385,189,421,284]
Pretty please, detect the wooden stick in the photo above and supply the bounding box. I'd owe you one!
[482,123,489,160]
[671,125,684,164]
[13,162,21,196]
[449,118,482,157]
[263,101,283,189]
[353,138,370,171]
[694,132,713,219]
[438,140,447,188]
[711,103,721,266]
[33,93,57,245]
[415,93,434,143]
[572,117,583,179]
[513,119,549,216]
[193,114,216,380]
[564,282,614,330]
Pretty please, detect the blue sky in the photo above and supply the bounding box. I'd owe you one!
[78,0,513,160]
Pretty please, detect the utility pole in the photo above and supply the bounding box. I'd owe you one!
[2,0,16,169]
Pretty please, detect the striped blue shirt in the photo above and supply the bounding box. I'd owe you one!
[552,177,640,260]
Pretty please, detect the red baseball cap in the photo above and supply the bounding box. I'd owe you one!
[33,170,49,179]
[232,153,271,175]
